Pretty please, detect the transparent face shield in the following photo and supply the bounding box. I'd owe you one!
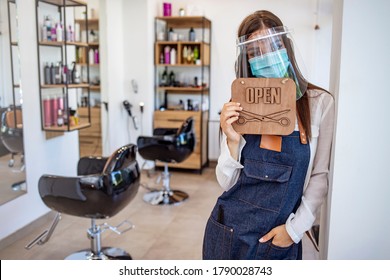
[235,26,308,100]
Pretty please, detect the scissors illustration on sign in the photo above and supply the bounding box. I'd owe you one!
[237,109,291,127]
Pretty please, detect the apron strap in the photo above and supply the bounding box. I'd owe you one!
[260,114,307,151]
[297,113,307,145]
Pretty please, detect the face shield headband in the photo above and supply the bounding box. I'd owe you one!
[235,26,307,100]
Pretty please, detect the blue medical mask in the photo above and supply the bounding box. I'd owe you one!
[248,48,290,78]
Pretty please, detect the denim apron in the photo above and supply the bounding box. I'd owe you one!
[203,131,310,260]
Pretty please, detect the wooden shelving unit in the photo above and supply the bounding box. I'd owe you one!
[35,0,91,133]
[153,16,211,172]
[75,17,102,157]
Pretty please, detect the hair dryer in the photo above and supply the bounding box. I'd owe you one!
[123,100,138,130]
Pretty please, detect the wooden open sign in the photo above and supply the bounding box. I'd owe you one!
[231,78,296,135]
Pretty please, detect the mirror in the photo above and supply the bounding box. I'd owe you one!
[0,0,26,205]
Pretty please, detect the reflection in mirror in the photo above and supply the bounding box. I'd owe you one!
[0,0,26,205]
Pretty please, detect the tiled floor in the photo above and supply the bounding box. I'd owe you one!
[0,166,318,260]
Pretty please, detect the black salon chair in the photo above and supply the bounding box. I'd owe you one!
[137,117,195,205]
[25,144,141,260]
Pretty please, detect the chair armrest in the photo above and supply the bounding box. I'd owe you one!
[77,156,108,176]
[153,127,178,136]
[137,135,176,147]
[39,175,86,201]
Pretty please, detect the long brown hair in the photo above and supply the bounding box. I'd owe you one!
[237,10,313,139]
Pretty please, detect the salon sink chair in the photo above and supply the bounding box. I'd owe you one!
[0,106,24,168]
[137,117,195,205]
[26,144,141,260]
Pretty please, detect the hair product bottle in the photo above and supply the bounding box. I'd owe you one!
[164,46,171,64]
[160,52,164,64]
[43,94,52,127]
[44,62,51,84]
[56,23,63,42]
[168,28,174,41]
[89,49,94,65]
[71,62,81,84]
[50,63,55,84]
[51,23,57,41]
[163,2,172,16]
[57,109,64,127]
[170,48,176,65]
[50,95,58,125]
[161,66,168,86]
[94,49,99,64]
[182,46,188,64]
[41,23,47,41]
[189,27,195,41]
[54,62,61,84]
[62,64,68,84]
[193,46,199,64]
[169,70,175,86]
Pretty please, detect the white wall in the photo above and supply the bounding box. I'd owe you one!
[0,0,80,240]
[326,0,390,259]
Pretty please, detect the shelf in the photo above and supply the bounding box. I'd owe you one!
[157,87,208,92]
[39,0,87,7]
[11,42,18,46]
[41,83,90,89]
[90,85,101,91]
[75,18,99,30]
[156,16,211,29]
[77,63,100,67]
[155,41,209,46]
[88,42,99,47]
[157,64,204,67]
[43,122,91,132]
[39,41,89,47]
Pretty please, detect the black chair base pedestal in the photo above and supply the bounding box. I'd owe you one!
[143,163,189,205]
[143,189,189,205]
[65,247,132,260]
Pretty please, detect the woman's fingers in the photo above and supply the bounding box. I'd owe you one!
[222,102,242,114]
[221,102,242,122]
[225,116,239,125]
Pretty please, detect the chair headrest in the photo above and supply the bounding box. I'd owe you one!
[176,117,194,135]
[103,144,138,173]
[1,107,23,129]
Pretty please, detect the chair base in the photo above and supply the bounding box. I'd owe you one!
[143,190,188,205]
[65,247,132,260]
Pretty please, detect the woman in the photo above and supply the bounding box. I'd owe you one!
[202,10,335,260]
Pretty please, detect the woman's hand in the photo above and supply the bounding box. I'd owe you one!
[220,102,242,144]
[259,224,294,248]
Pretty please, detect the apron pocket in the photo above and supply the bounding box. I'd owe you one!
[239,159,292,213]
[202,216,233,260]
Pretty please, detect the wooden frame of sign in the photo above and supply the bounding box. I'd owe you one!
[231,78,296,135]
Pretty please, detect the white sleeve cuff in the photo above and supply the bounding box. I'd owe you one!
[286,197,316,243]
[218,133,245,166]
[215,133,245,191]
[285,213,302,244]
